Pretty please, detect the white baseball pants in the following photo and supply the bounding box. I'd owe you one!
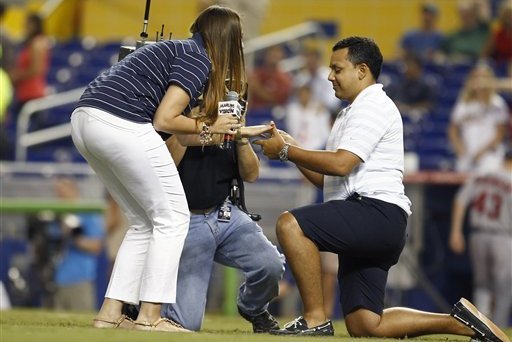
[70,107,189,304]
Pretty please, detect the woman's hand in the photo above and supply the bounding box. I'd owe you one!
[210,114,241,134]
[238,124,273,138]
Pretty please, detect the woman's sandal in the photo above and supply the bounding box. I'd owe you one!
[133,317,192,333]
[92,314,135,329]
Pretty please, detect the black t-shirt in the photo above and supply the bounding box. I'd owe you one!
[178,146,236,210]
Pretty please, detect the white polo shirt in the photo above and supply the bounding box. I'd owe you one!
[323,83,412,216]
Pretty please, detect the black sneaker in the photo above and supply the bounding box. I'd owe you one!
[451,298,510,342]
[238,308,280,333]
[269,316,334,336]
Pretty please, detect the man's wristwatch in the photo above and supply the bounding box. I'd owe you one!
[278,143,291,162]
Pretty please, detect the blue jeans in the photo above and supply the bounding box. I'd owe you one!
[161,202,285,331]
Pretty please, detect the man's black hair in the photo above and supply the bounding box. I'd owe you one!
[332,36,383,80]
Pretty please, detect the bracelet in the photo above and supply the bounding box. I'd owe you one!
[234,128,249,145]
[235,128,242,138]
[199,122,213,146]
[278,143,290,162]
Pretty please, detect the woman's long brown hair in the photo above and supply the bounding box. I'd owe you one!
[190,5,246,123]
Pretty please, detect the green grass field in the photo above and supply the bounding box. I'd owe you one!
[1,309,511,342]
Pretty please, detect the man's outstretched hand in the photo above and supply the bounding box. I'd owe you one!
[253,122,287,160]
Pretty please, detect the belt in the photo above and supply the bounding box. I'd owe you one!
[190,206,217,215]
[347,192,363,201]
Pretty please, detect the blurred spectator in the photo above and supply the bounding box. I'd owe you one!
[449,148,512,327]
[285,83,331,156]
[52,178,104,311]
[0,52,12,119]
[481,0,512,65]
[386,54,438,120]
[442,0,491,62]
[474,0,493,23]
[248,45,293,110]
[0,1,14,72]
[197,0,269,68]
[0,49,13,160]
[294,44,342,116]
[285,82,330,211]
[104,192,127,277]
[0,1,13,160]
[197,0,268,41]
[398,2,444,63]
[8,12,50,113]
[448,63,509,172]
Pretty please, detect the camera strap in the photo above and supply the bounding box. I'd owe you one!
[230,144,261,222]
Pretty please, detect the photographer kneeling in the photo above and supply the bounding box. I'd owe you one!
[159,96,285,332]
[52,178,104,311]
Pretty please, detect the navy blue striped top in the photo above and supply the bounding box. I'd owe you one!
[76,33,211,124]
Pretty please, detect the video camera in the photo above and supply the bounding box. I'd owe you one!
[118,0,171,61]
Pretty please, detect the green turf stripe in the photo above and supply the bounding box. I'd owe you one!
[223,267,238,316]
[0,200,105,213]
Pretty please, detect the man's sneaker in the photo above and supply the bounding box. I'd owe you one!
[238,308,280,333]
[269,316,334,336]
[451,298,510,342]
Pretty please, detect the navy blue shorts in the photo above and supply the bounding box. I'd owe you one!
[290,193,408,316]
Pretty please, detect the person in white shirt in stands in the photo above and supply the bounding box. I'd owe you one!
[255,36,509,342]
[285,81,331,206]
[448,63,509,173]
[294,44,343,117]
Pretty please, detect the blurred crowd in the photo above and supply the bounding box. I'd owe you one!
[1,0,510,168]
[0,0,510,327]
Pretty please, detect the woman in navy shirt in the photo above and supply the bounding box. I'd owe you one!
[71,6,245,333]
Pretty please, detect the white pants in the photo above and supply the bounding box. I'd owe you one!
[71,107,189,304]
